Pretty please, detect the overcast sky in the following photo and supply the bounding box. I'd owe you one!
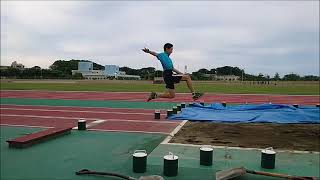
[1,1,319,76]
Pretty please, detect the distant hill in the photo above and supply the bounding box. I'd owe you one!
[49,59,104,75]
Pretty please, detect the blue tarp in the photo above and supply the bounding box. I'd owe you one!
[169,103,320,124]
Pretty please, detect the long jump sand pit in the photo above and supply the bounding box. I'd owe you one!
[170,122,320,151]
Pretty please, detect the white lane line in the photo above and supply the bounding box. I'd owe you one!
[161,120,188,144]
[0,114,179,124]
[0,107,166,116]
[72,120,106,130]
[164,143,320,154]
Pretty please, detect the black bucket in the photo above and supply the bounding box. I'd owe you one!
[200,146,213,166]
[167,109,173,117]
[154,110,160,119]
[177,104,182,111]
[133,150,147,173]
[181,103,186,108]
[316,104,320,107]
[222,102,227,107]
[261,147,276,169]
[172,106,178,114]
[293,104,299,108]
[163,152,178,177]
[78,119,86,130]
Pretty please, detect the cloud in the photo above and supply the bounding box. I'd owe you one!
[1,1,319,76]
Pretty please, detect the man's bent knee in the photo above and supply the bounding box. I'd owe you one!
[168,91,175,98]
[182,75,191,80]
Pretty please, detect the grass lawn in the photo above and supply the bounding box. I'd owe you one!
[1,80,319,95]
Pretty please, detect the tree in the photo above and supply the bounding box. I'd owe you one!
[0,67,21,77]
[209,68,216,74]
[49,60,77,75]
[273,73,281,81]
[257,73,264,81]
[283,73,300,81]
[265,75,270,81]
[244,74,257,81]
[197,68,210,74]
[32,66,41,70]
[154,70,163,77]
[301,75,320,81]
[215,66,242,76]
[49,59,104,77]
[120,67,139,75]
[72,73,84,79]
[21,66,41,78]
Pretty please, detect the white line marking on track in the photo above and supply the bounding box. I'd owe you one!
[164,143,320,154]
[161,120,188,144]
[72,120,106,130]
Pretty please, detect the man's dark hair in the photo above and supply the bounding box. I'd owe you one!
[164,43,173,51]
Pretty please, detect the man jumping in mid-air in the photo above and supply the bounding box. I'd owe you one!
[142,43,203,101]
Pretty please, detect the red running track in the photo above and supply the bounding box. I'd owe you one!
[0,107,168,120]
[0,105,182,134]
[1,90,319,105]
[0,105,165,113]
[0,115,93,129]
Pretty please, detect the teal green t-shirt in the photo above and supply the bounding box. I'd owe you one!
[156,52,173,70]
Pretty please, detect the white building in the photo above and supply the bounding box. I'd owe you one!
[80,70,106,80]
[72,62,140,80]
[78,61,93,71]
[104,65,119,76]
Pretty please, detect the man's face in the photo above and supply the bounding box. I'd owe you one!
[165,47,173,55]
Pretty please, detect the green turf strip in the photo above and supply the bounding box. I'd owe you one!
[0,98,178,109]
[1,82,319,95]
[0,126,166,180]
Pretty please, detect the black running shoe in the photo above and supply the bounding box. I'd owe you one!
[147,92,157,102]
[192,92,204,100]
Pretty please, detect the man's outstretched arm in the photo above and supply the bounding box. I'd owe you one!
[142,47,158,57]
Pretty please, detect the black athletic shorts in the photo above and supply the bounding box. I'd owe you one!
[163,70,182,89]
